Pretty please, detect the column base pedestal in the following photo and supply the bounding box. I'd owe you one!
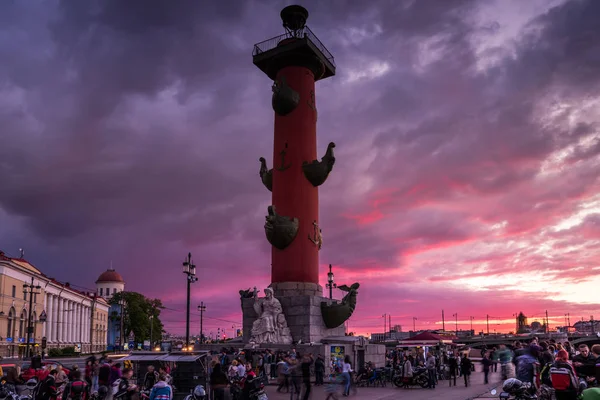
[242,282,346,344]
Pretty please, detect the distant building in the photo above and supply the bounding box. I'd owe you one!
[95,268,125,350]
[574,320,598,334]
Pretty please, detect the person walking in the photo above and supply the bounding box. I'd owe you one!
[426,352,436,389]
[301,354,314,400]
[482,353,492,384]
[341,356,353,397]
[448,353,458,387]
[460,354,472,387]
[314,355,325,386]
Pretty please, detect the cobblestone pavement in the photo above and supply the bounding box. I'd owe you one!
[264,370,504,400]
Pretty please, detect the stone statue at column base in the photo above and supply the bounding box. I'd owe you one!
[249,287,293,344]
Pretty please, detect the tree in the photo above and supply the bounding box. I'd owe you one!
[110,291,164,345]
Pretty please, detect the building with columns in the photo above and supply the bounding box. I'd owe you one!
[0,251,109,357]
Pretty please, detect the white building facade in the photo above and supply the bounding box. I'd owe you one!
[0,251,109,356]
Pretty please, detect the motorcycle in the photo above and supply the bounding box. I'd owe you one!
[492,378,537,400]
[183,385,206,400]
[392,366,429,389]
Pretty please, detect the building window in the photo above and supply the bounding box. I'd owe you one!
[11,285,16,298]
[100,288,103,296]
[113,288,116,295]
[34,293,37,304]
[7,307,15,338]
[23,290,27,300]
[19,310,26,338]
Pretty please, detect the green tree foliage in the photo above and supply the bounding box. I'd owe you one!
[110,291,164,345]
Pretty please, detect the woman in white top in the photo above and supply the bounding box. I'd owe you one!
[342,356,353,396]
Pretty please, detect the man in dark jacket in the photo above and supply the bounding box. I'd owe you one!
[62,370,88,400]
[37,370,59,400]
[301,354,314,400]
[143,366,159,390]
[98,360,112,388]
[115,369,137,400]
[314,355,325,386]
[573,345,597,382]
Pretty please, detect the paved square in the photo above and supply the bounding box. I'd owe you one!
[263,370,503,400]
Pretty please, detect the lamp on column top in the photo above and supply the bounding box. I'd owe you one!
[326,264,336,299]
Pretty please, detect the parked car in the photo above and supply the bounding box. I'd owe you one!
[20,361,71,381]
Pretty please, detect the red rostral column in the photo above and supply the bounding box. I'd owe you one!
[254,6,336,286]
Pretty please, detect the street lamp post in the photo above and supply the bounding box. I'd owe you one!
[119,299,125,351]
[453,313,458,334]
[470,316,474,334]
[149,315,154,348]
[182,253,198,347]
[23,277,41,358]
[412,317,417,332]
[198,302,206,344]
[325,264,337,299]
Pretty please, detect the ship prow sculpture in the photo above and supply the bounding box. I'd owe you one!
[321,283,360,329]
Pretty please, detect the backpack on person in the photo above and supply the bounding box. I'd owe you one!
[550,367,577,391]
[68,381,87,400]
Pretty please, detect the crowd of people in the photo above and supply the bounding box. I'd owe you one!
[212,347,327,400]
[1,356,177,400]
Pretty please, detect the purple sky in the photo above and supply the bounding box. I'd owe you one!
[1,0,599,336]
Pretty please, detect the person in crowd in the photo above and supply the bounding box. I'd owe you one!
[91,361,100,393]
[301,353,314,400]
[573,345,597,383]
[114,368,137,400]
[426,352,436,389]
[460,354,472,387]
[157,367,172,386]
[288,358,302,400]
[490,347,498,373]
[314,355,325,386]
[227,360,239,380]
[236,360,246,379]
[143,366,159,390]
[402,355,413,388]
[84,362,93,388]
[38,369,59,400]
[482,353,493,384]
[55,365,68,385]
[208,365,227,400]
[448,353,458,387]
[149,374,173,400]
[276,357,290,393]
[540,342,555,366]
[590,345,600,360]
[516,345,540,386]
[98,360,111,389]
[109,363,122,388]
[62,370,88,400]
[341,356,353,397]
[68,366,80,383]
[497,344,514,380]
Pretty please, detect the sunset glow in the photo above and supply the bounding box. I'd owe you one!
[1,0,599,338]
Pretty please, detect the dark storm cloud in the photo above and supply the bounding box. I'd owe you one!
[1,0,599,335]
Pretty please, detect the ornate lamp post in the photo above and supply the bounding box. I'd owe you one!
[23,277,41,358]
[325,264,336,299]
[182,253,197,347]
[197,302,206,344]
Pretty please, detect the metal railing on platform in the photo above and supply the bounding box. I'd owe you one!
[252,26,335,67]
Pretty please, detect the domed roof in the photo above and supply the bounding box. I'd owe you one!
[96,268,124,283]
